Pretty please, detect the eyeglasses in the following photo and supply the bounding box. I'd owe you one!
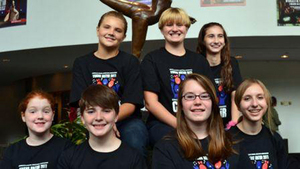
[182,93,211,101]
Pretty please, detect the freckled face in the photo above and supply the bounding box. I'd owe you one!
[239,84,268,123]
[22,97,54,136]
[97,16,126,49]
[181,80,212,127]
[81,105,117,138]
[203,25,225,55]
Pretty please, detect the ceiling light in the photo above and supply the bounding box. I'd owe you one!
[281,54,289,59]
[235,55,243,59]
[2,59,10,62]
[64,65,69,68]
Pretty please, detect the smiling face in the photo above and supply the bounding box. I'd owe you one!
[81,105,117,139]
[22,97,54,137]
[203,25,225,55]
[239,83,268,123]
[181,79,212,127]
[161,22,188,45]
[97,15,126,49]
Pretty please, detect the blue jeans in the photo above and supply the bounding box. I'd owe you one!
[117,118,149,158]
[147,120,174,147]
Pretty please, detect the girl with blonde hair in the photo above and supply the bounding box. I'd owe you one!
[141,8,214,147]
[229,79,288,169]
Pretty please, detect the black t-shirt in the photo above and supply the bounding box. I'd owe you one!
[58,141,147,169]
[0,136,72,169]
[152,133,254,169]
[70,51,144,117]
[210,57,242,125]
[228,125,288,169]
[141,48,215,122]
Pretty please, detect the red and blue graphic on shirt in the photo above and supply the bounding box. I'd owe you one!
[248,152,273,169]
[214,78,228,118]
[170,69,192,113]
[193,156,230,169]
[92,72,120,95]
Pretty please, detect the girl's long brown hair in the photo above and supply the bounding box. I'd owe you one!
[196,22,234,93]
[176,73,233,163]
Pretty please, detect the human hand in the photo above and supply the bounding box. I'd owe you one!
[113,124,120,138]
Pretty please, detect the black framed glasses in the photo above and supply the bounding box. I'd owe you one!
[182,93,211,101]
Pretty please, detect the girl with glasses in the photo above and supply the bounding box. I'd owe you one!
[152,73,253,169]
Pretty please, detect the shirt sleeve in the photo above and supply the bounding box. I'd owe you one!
[229,135,255,169]
[274,133,288,169]
[121,56,144,107]
[231,57,243,89]
[57,148,72,169]
[201,56,218,89]
[70,58,89,107]
[140,53,160,93]
[236,147,256,169]
[0,146,13,169]
[132,152,148,169]
[152,141,177,169]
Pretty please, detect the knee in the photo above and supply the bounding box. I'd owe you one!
[119,119,149,144]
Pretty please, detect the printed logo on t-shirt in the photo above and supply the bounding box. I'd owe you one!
[92,72,120,95]
[169,69,193,113]
[193,156,230,169]
[18,162,48,169]
[215,78,227,118]
[248,152,273,169]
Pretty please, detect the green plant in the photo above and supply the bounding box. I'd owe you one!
[51,118,87,145]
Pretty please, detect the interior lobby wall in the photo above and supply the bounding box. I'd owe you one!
[1,0,300,53]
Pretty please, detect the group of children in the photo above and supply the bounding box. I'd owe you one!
[1,7,288,169]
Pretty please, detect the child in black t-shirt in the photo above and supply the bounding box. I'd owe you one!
[70,11,148,157]
[58,85,146,169]
[152,73,253,169]
[229,78,288,169]
[0,90,71,169]
[197,22,243,128]
[141,8,214,147]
